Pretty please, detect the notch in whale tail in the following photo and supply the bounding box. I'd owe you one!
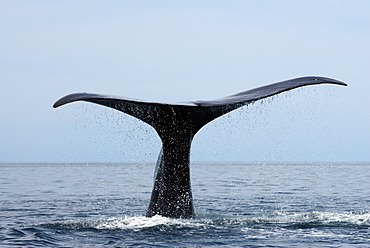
[53,76,347,218]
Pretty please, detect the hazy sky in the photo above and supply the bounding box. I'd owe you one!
[1,1,369,162]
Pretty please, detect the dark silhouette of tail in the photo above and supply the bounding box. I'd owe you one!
[53,76,347,218]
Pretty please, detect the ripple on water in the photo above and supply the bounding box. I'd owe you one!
[2,211,369,247]
[39,210,370,231]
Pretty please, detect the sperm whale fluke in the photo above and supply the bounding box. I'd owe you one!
[53,76,347,218]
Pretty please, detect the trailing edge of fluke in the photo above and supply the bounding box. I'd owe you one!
[53,76,347,218]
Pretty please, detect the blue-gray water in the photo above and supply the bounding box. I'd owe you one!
[1,162,369,247]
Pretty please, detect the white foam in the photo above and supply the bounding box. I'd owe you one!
[96,215,205,230]
[95,211,369,232]
[261,211,370,225]
[241,211,370,240]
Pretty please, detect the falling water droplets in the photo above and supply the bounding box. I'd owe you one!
[59,103,160,162]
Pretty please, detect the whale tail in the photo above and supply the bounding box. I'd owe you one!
[53,76,346,218]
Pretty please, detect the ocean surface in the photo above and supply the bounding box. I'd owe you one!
[0,162,369,247]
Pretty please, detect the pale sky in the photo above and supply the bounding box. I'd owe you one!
[0,1,369,162]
